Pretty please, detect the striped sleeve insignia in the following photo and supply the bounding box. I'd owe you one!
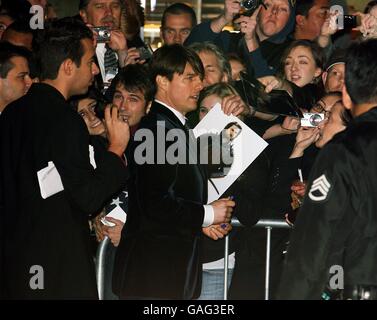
[308,174,331,202]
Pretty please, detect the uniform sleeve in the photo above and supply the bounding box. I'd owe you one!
[278,143,352,299]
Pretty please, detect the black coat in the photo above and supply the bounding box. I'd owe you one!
[279,107,377,299]
[0,83,128,299]
[113,101,208,299]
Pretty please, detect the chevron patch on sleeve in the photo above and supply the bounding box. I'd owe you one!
[308,174,331,201]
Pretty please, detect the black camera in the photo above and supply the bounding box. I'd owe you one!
[343,15,358,29]
[92,26,111,43]
[240,0,266,14]
[137,45,153,61]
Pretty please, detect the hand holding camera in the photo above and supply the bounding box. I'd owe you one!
[90,26,127,52]
[290,126,320,159]
[124,45,153,66]
[107,29,127,52]
[300,113,325,127]
[357,12,377,39]
[320,11,341,38]
[234,5,261,43]
[124,47,143,66]
[138,45,154,61]
[223,0,242,23]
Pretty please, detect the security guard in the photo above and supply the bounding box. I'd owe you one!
[278,39,377,300]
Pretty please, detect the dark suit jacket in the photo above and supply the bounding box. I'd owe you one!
[0,83,128,299]
[113,101,208,299]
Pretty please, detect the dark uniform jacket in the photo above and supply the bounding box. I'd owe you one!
[0,83,128,299]
[113,101,208,299]
[278,106,377,299]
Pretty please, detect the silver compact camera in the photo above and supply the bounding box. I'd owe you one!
[92,26,111,43]
[300,113,325,127]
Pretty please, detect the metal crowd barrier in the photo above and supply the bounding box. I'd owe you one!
[95,218,291,300]
[223,218,291,300]
[95,236,111,300]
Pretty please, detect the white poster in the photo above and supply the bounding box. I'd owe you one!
[193,103,268,203]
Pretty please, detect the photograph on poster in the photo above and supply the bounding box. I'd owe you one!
[193,103,268,203]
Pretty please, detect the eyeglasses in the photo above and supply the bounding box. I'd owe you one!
[312,101,326,113]
[312,99,342,119]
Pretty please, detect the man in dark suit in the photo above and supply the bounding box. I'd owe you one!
[113,44,236,299]
[0,18,129,299]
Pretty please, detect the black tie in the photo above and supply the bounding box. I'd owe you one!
[183,120,192,132]
[104,45,118,76]
[183,121,195,141]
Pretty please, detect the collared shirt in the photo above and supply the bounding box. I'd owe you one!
[155,99,214,227]
[155,99,186,125]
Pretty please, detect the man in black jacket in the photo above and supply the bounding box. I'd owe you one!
[113,44,236,300]
[0,18,129,299]
[279,39,377,300]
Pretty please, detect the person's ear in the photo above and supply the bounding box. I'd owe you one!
[156,75,169,92]
[61,59,74,77]
[322,71,328,87]
[79,9,88,23]
[296,15,305,27]
[314,67,322,79]
[342,84,353,111]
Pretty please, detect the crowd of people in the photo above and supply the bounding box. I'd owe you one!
[1,0,377,300]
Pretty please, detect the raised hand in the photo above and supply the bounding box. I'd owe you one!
[221,94,247,116]
[105,104,130,157]
[257,75,290,94]
[123,47,146,66]
[211,0,241,33]
[320,11,340,37]
[290,127,320,158]
[234,5,262,52]
[356,12,377,39]
[224,0,242,23]
[108,29,127,52]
